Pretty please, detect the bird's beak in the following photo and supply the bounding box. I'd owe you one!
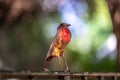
[67,24,71,26]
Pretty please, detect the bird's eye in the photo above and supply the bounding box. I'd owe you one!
[60,23,64,26]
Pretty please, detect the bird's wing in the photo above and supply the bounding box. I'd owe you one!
[45,29,62,59]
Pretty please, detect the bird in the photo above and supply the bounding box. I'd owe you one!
[42,23,71,72]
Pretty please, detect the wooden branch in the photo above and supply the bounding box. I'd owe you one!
[0,71,120,79]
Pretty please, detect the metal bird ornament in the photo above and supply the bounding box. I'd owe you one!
[42,23,71,72]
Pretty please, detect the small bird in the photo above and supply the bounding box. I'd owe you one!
[42,23,71,72]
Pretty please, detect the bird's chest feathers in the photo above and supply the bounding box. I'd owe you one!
[61,28,71,42]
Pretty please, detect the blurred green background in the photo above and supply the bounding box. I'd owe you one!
[0,0,116,72]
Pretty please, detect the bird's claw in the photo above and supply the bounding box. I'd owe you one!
[42,68,49,72]
[65,68,72,73]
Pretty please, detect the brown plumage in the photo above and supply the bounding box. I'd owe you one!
[42,23,71,72]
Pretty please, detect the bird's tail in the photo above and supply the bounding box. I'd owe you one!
[42,56,53,71]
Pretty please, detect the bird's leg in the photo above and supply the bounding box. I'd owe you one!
[62,55,71,72]
[42,61,49,72]
[57,56,62,71]
[42,57,52,72]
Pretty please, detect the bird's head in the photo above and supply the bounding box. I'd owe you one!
[57,23,71,30]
